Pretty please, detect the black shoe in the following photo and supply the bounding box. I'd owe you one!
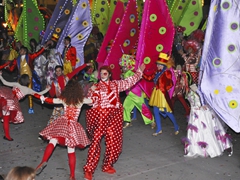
[3,136,13,141]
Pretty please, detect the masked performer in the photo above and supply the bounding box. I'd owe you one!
[83,64,146,180]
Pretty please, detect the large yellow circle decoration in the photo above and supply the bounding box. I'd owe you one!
[78,34,83,40]
[226,86,233,93]
[228,100,238,109]
[56,28,61,33]
[81,2,87,8]
[82,21,89,27]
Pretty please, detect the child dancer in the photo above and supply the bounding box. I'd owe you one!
[34,78,92,180]
[0,72,50,141]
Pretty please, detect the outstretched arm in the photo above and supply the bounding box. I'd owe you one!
[33,93,63,104]
[0,61,11,70]
[28,85,51,95]
[0,72,18,87]
[117,63,145,92]
[66,62,92,80]
[6,59,17,72]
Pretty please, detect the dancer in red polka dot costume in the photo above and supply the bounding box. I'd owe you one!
[83,63,146,180]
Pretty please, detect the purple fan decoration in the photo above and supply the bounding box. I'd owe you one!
[182,137,191,155]
[187,124,198,133]
[197,141,208,148]
[201,121,206,129]
[199,0,240,133]
[194,112,199,119]
[56,0,92,67]
[181,137,191,145]
[225,133,232,142]
[41,0,74,44]
[220,133,232,144]
[214,129,221,140]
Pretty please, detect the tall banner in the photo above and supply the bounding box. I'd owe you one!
[168,0,203,36]
[96,0,125,68]
[56,0,92,68]
[91,0,109,35]
[103,0,139,80]
[15,0,45,49]
[137,0,144,22]
[108,0,118,24]
[136,0,175,98]
[200,0,240,132]
[41,0,74,44]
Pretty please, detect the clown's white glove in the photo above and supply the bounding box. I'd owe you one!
[40,95,45,104]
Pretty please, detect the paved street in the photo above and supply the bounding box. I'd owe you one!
[0,87,239,180]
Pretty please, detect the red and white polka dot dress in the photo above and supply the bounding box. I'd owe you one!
[0,86,24,123]
[40,106,90,148]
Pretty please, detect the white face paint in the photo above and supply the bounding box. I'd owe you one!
[101,77,108,81]
[100,70,110,81]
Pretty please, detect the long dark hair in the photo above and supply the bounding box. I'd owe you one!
[60,79,84,106]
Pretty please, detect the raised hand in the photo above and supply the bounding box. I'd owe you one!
[139,63,146,72]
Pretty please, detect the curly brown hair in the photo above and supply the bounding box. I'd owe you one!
[59,79,84,106]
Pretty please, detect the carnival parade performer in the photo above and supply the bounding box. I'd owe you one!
[47,63,92,125]
[119,54,155,129]
[34,79,92,180]
[58,36,77,75]
[0,71,50,141]
[183,84,233,158]
[3,42,51,114]
[171,65,190,117]
[180,39,202,85]
[29,38,47,92]
[143,53,179,136]
[83,63,146,180]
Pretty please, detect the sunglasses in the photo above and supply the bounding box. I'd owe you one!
[100,72,109,76]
